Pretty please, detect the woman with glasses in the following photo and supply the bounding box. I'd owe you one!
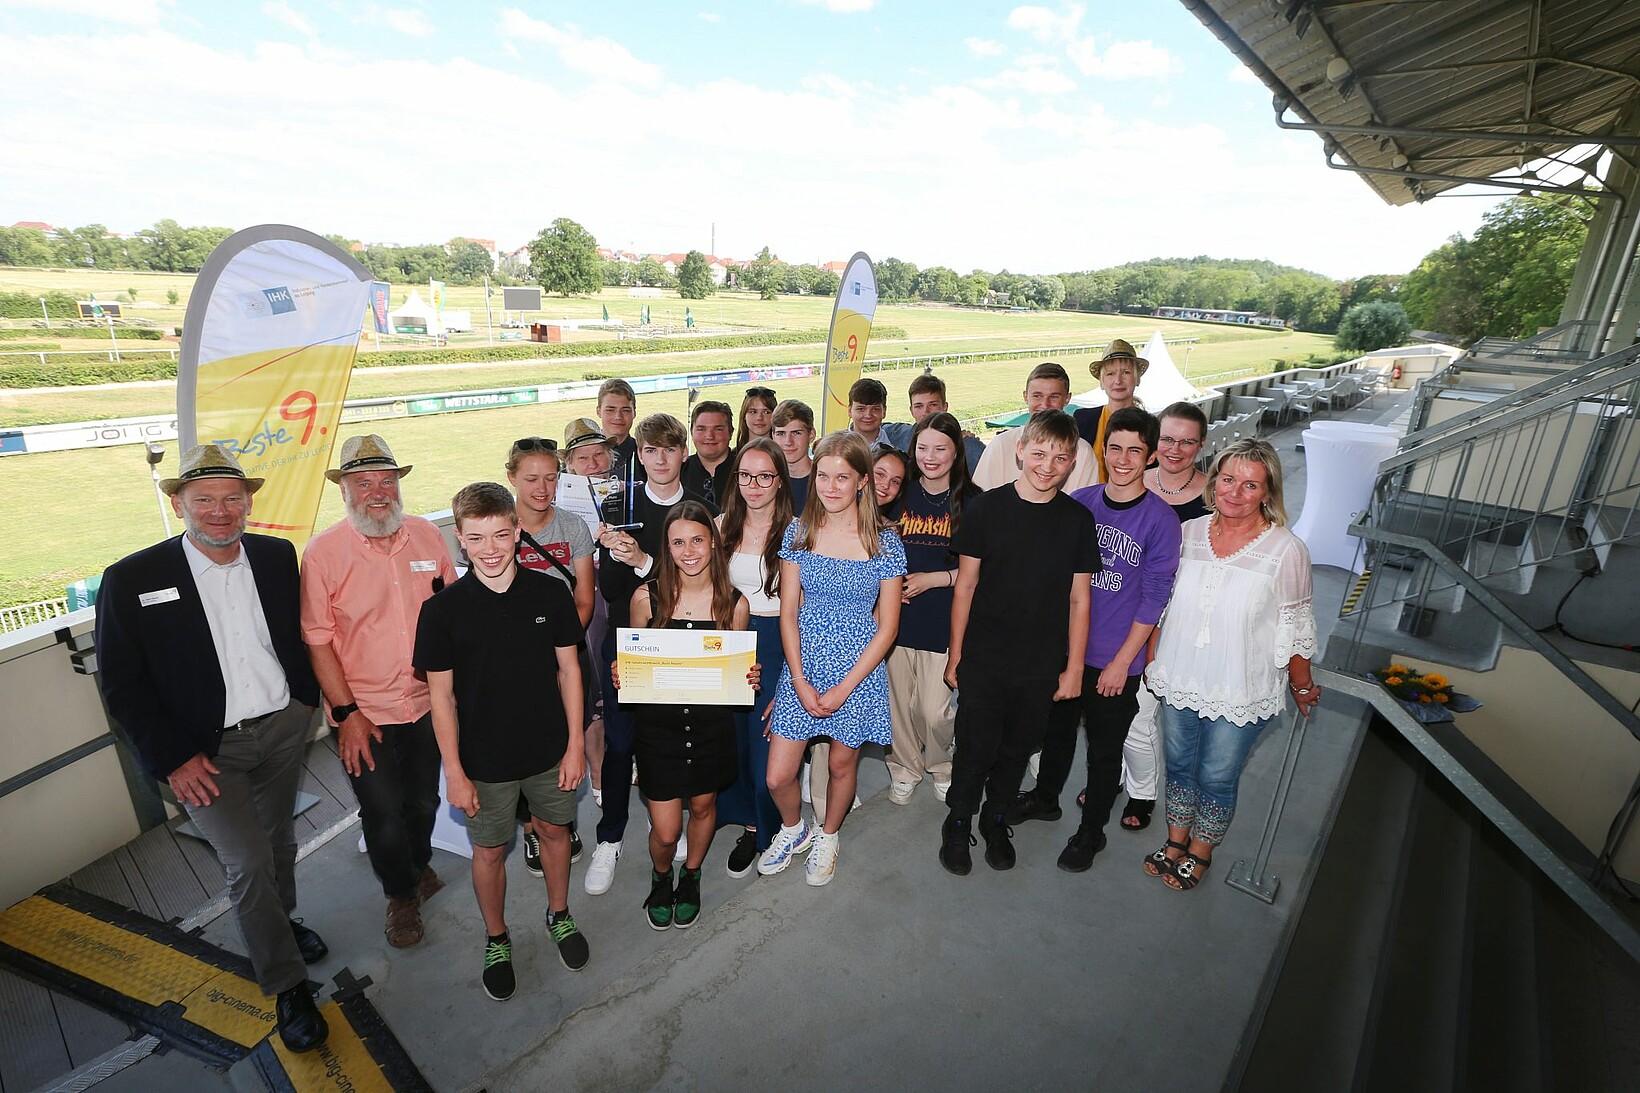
[507,436,596,870]
[1146,402,1209,522]
[736,387,778,449]
[714,439,794,878]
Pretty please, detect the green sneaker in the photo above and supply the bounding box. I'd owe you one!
[672,867,702,929]
[546,908,589,971]
[481,935,514,1001]
[643,870,674,931]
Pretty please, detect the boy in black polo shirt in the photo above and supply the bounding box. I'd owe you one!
[415,482,589,1001]
[940,410,1100,875]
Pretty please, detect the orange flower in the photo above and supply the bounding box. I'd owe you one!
[1419,694,1432,703]
[1434,693,1450,704]
[1422,673,1451,689]
[1384,675,1404,686]
[1385,664,1412,675]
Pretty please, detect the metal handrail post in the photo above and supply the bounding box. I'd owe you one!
[1226,706,1312,904]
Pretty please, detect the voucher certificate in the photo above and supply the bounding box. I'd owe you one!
[616,627,757,706]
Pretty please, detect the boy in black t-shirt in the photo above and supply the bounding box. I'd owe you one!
[941,411,1100,875]
[414,482,589,1002]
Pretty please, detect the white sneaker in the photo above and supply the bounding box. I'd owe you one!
[888,780,916,805]
[756,823,813,876]
[674,832,688,863]
[583,840,621,895]
[933,779,951,803]
[805,831,839,887]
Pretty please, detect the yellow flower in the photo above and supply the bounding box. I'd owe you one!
[1385,664,1412,675]
[1384,675,1404,686]
[1422,673,1450,689]
[1434,693,1449,704]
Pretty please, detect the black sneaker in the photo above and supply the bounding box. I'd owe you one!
[673,867,702,928]
[570,824,584,865]
[1005,790,1062,825]
[938,815,975,876]
[725,829,759,878]
[481,935,515,1001]
[547,909,590,970]
[978,813,1016,871]
[523,830,543,877]
[643,870,674,931]
[1058,827,1107,873]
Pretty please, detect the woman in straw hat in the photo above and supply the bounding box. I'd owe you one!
[1074,338,1147,482]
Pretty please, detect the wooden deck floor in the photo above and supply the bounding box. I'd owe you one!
[0,734,358,1091]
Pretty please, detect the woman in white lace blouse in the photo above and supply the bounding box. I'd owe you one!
[1144,438,1320,890]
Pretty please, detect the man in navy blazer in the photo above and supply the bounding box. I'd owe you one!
[95,443,330,1053]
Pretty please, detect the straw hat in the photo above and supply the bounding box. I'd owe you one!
[160,443,264,496]
[1092,338,1149,379]
[325,434,413,483]
[562,417,610,452]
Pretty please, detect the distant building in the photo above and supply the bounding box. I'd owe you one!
[11,220,59,238]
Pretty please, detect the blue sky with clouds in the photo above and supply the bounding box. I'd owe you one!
[0,0,1502,278]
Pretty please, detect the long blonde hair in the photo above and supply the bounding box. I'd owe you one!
[1204,437,1288,526]
[793,431,888,556]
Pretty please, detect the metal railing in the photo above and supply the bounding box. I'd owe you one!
[0,597,70,632]
[1228,667,1640,964]
[1405,340,1640,443]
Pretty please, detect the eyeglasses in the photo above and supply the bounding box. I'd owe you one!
[736,470,777,487]
[1159,436,1202,449]
[745,387,775,398]
[511,436,558,454]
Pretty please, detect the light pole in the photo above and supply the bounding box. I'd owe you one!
[146,443,173,538]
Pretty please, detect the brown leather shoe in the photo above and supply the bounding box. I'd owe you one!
[416,867,445,903]
[385,896,423,948]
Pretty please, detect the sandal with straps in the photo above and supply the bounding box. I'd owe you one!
[1143,839,1188,878]
[1164,852,1212,891]
[1120,798,1155,831]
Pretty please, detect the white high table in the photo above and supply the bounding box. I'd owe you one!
[1290,422,1400,572]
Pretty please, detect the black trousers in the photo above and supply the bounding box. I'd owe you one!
[348,712,441,901]
[945,667,1056,821]
[1035,666,1141,831]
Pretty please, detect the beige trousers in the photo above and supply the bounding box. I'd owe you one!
[885,646,955,785]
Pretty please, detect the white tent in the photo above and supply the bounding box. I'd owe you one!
[388,289,443,336]
[1072,330,1200,410]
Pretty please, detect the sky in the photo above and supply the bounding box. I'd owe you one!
[0,0,1506,280]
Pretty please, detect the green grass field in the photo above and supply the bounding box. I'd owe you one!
[0,268,1339,608]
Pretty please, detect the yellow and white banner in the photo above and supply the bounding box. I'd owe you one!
[819,251,878,435]
[177,225,374,549]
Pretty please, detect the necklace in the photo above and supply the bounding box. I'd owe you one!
[1153,466,1196,497]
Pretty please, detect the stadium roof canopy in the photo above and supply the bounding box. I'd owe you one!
[1178,0,1640,205]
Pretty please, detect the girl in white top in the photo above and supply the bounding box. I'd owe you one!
[715,439,795,878]
[1145,438,1319,890]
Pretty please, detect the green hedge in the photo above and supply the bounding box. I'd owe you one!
[0,342,59,351]
[0,323,166,340]
[0,324,912,389]
[0,291,78,319]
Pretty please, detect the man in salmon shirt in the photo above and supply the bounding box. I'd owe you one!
[301,435,458,949]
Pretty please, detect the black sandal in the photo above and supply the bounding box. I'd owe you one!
[1164,852,1211,891]
[1120,798,1155,831]
[1143,839,1188,878]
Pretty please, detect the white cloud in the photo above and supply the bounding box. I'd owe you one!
[795,0,876,11]
[698,11,721,22]
[0,0,167,25]
[384,8,432,37]
[1069,39,1182,79]
[965,36,1005,58]
[497,8,663,87]
[1007,3,1082,44]
[1229,62,1260,85]
[261,1,314,37]
[975,61,1076,96]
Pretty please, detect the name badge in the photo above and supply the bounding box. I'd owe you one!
[410,560,439,572]
[139,587,181,606]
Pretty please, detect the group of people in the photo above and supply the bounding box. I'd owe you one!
[92,339,1319,1047]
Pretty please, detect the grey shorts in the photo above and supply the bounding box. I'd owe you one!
[468,765,576,846]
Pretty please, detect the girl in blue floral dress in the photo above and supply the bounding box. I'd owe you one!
[758,432,906,887]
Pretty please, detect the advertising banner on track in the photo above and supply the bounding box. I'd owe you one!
[819,252,878,435]
[369,281,391,334]
[176,225,374,548]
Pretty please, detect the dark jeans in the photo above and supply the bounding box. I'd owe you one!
[348,712,440,901]
[597,629,637,845]
[719,614,784,849]
[1035,667,1141,831]
[945,667,1055,821]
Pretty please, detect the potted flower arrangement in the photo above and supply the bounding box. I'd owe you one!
[1371,664,1482,724]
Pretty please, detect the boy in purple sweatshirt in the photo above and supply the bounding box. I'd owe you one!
[1016,407,1181,871]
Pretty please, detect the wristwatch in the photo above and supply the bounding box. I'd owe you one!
[330,702,359,723]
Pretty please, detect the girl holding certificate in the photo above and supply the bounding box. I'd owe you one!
[760,432,906,887]
[716,439,794,878]
[624,502,749,930]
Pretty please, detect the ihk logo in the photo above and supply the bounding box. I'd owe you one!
[262,286,296,315]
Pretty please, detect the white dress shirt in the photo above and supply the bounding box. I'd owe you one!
[182,535,291,726]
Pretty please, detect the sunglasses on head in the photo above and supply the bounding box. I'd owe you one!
[745,387,775,399]
[511,436,558,454]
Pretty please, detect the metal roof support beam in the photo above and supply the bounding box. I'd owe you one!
[1321,149,1609,201]
[1274,99,1640,147]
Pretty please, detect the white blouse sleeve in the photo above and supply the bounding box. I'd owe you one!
[1273,532,1317,665]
